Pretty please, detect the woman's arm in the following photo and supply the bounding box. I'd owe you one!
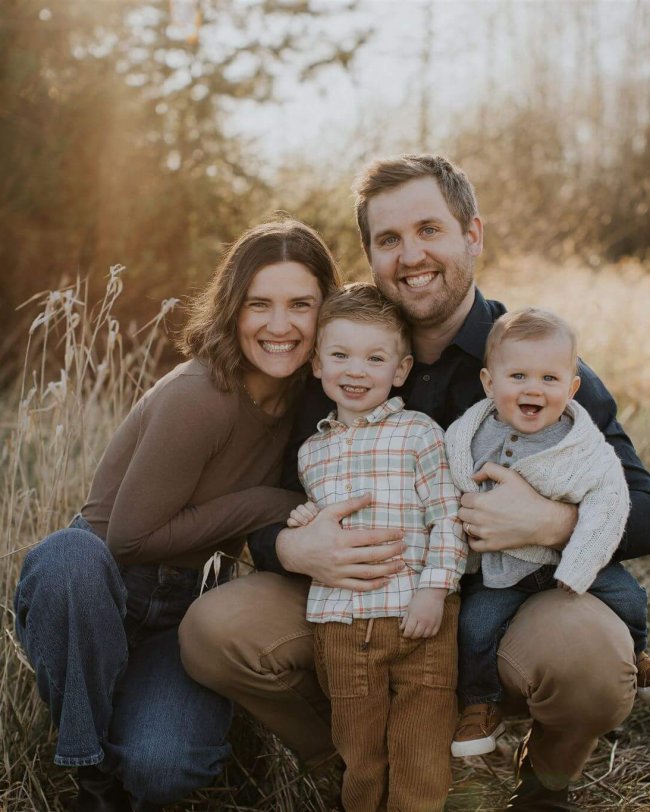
[105,378,303,565]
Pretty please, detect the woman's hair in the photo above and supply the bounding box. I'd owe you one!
[179,218,341,390]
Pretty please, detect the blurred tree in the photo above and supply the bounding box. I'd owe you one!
[0,0,370,385]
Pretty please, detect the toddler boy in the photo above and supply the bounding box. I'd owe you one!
[288,283,466,812]
[445,308,650,758]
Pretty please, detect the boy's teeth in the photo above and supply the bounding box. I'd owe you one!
[404,272,434,288]
[261,341,296,353]
[343,385,367,393]
[520,404,542,415]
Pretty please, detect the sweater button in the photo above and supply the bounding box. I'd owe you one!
[511,434,519,442]
[505,449,513,457]
[422,374,431,382]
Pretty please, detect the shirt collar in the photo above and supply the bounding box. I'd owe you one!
[317,396,405,433]
[449,287,494,362]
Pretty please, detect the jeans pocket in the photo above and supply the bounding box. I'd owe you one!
[422,594,460,689]
[315,621,369,699]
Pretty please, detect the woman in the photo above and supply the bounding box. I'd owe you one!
[13,219,340,812]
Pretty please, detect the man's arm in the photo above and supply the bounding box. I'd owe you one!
[458,360,650,560]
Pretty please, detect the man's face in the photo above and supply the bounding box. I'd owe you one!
[366,176,483,327]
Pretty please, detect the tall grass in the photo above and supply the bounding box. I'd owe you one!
[1,258,649,810]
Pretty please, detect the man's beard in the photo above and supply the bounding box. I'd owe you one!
[377,250,475,328]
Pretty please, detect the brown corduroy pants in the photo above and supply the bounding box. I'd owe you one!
[313,597,459,812]
[179,573,636,792]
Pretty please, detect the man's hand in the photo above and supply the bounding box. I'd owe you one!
[287,501,319,528]
[458,463,578,553]
[400,588,447,639]
[276,493,406,591]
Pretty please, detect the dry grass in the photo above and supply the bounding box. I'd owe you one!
[1,257,649,811]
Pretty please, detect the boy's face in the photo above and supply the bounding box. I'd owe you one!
[480,335,581,434]
[313,318,413,426]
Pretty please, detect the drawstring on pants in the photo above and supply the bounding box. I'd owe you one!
[361,618,374,650]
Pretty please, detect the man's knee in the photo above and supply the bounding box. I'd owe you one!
[498,589,636,729]
[179,571,313,690]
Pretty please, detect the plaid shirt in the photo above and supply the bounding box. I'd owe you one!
[299,397,467,624]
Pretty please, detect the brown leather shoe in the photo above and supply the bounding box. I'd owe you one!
[506,732,579,810]
[451,702,505,757]
[636,650,650,703]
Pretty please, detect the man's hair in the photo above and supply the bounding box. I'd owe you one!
[179,218,341,391]
[485,308,578,372]
[353,153,479,253]
[317,283,411,355]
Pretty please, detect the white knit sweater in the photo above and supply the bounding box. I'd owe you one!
[444,399,630,594]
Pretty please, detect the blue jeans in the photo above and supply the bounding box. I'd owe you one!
[458,562,648,706]
[14,516,232,806]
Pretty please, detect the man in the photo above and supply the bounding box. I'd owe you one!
[180,154,650,810]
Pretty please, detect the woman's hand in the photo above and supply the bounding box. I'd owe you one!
[286,501,319,528]
[276,493,406,591]
[400,588,447,639]
[458,463,578,553]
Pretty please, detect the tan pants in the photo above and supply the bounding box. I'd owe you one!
[314,602,459,812]
[178,572,637,791]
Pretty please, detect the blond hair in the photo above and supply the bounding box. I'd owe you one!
[317,283,411,355]
[485,308,578,372]
[179,218,341,391]
[353,154,479,254]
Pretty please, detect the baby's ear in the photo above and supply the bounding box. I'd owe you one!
[312,352,322,379]
[479,367,493,398]
[568,375,581,399]
[393,354,414,387]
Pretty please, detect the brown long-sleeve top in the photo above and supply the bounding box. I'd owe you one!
[82,358,304,568]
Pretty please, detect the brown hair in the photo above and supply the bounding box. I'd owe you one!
[353,153,479,253]
[485,308,578,372]
[179,218,341,390]
[316,283,411,356]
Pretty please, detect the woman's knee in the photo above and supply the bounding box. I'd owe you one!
[15,528,126,641]
[19,528,116,589]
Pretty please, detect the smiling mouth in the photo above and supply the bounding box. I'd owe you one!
[341,385,369,394]
[519,404,543,415]
[402,271,437,289]
[259,341,299,353]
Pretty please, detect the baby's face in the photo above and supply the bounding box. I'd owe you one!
[480,335,580,434]
[313,318,412,426]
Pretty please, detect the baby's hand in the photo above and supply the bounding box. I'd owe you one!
[557,580,576,594]
[400,588,447,639]
[286,501,319,528]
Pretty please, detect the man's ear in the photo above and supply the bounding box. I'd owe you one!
[312,352,322,379]
[393,354,414,387]
[568,375,581,399]
[479,366,493,398]
[465,216,484,257]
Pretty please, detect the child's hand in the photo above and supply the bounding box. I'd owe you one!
[400,588,447,639]
[286,501,319,528]
[557,580,576,594]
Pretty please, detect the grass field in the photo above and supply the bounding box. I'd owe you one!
[1,258,649,811]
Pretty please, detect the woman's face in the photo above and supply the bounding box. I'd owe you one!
[237,261,323,380]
